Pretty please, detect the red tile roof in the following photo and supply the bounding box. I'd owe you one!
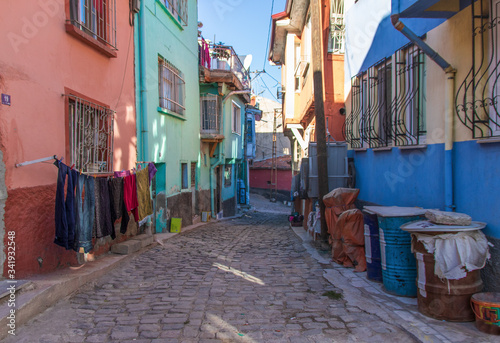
[250,155,292,170]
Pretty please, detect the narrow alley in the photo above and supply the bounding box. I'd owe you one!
[3,197,495,343]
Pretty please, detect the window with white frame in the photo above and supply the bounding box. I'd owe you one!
[67,94,114,173]
[159,57,185,116]
[161,0,188,26]
[329,0,345,54]
[232,101,241,134]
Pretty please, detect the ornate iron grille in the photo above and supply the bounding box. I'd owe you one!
[159,57,186,116]
[67,94,115,173]
[161,0,188,26]
[393,44,426,146]
[345,74,365,148]
[456,0,500,138]
[365,58,392,148]
[200,94,219,133]
[68,0,117,50]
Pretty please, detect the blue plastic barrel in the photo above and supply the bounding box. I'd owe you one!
[365,206,426,297]
[363,210,382,283]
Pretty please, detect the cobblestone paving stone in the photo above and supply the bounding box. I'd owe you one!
[6,213,418,342]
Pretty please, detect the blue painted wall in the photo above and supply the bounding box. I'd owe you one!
[352,144,445,210]
[454,141,500,237]
[351,141,500,238]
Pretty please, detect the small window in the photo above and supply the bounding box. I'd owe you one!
[200,94,219,132]
[68,0,117,50]
[67,94,114,173]
[159,57,186,116]
[232,102,241,134]
[181,163,188,189]
[191,162,196,188]
[161,0,188,26]
[224,165,232,187]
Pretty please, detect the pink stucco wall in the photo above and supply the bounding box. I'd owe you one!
[0,0,136,277]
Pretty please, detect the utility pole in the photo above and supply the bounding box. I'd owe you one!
[270,108,279,202]
[311,0,329,241]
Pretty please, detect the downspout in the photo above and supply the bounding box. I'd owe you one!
[391,15,456,211]
[211,90,251,217]
[138,0,148,161]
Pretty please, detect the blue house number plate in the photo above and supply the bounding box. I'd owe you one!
[1,94,11,106]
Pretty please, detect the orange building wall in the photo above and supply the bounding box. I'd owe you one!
[0,0,136,277]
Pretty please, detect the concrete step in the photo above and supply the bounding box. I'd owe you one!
[129,234,154,248]
[110,239,142,255]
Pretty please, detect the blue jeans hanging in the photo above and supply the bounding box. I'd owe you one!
[74,174,95,253]
[54,161,77,250]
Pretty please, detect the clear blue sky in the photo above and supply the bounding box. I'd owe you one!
[198,0,287,101]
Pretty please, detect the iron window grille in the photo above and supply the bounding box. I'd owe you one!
[200,94,219,133]
[393,44,426,146]
[68,0,117,50]
[456,0,500,139]
[345,44,425,147]
[232,102,241,134]
[159,57,186,116]
[67,94,115,173]
[329,0,345,54]
[161,0,188,26]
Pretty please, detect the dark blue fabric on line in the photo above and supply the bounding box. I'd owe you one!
[74,174,95,253]
[54,160,77,250]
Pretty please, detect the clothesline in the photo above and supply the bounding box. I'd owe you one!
[53,159,157,254]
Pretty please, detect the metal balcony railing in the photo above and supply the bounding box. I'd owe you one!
[199,40,251,90]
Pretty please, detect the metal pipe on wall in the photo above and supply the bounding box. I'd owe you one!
[391,14,456,212]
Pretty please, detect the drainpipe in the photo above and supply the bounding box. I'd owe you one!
[138,0,148,161]
[391,15,456,211]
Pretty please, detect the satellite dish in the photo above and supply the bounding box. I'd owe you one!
[243,55,253,70]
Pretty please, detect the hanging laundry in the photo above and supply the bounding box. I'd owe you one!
[108,176,130,234]
[114,170,131,178]
[74,174,95,253]
[136,168,153,221]
[148,162,157,186]
[124,174,139,222]
[108,177,124,222]
[54,160,77,250]
[93,177,115,239]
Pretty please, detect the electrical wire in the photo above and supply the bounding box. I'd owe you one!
[114,26,134,110]
[263,0,276,71]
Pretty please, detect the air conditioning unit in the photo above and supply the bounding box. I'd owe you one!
[131,0,140,13]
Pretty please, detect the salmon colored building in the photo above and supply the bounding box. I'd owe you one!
[0,0,137,277]
[269,0,345,172]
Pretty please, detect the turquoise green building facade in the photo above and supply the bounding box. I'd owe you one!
[135,0,207,232]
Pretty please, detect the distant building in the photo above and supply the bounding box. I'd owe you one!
[253,96,291,162]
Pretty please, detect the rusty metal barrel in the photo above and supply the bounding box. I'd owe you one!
[402,221,487,322]
[413,238,483,321]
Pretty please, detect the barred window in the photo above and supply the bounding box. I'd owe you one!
[159,57,185,116]
[161,0,188,26]
[68,0,117,50]
[224,165,232,187]
[200,94,219,133]
[346,44,425,148]
[67,94,114,173]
